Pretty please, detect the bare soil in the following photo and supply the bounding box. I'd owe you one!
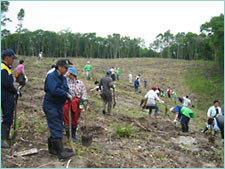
[1,57,224,168]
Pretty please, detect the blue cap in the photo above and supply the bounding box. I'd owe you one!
[68,67,77,76]
[2,49,17,59]
[106,70,112,75]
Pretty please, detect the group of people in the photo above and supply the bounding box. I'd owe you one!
[110,67,120,81]
[1,49,224,161]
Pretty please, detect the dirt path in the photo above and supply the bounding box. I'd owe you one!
[1,57,223,168]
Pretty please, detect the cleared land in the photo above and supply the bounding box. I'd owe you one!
[1,57,224,168]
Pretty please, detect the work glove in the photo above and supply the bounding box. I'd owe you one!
[25,76,28,82]
[173,119,177,123]
[17,90,22,97]
[160,100,165,104]
[66,93,73,103]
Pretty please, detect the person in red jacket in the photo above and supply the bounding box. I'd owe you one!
[63,67,87,142]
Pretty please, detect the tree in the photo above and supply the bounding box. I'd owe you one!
[200,14,224,68]
[1,1,11,27]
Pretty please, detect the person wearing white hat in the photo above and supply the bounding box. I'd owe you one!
[170,106,194,132]
[170,106,182,123]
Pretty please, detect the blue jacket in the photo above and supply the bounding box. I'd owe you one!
[43,70,69,108]
[1,62,17,100]
[134,79,139,88]
[174,106,183,114]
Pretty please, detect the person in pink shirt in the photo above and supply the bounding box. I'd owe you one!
[16,60,27,87]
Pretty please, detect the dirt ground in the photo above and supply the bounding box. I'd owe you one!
[1,57,224,168]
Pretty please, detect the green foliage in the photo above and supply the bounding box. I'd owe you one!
[200,14,224,69]
[1,1,12,26]
[116,123,135,138]
[184,61,224,111]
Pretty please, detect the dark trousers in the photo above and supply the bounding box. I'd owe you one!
[180,115,190,132]
[217,119,224,139]
[102,93,112,114]
[147,104,159,117]
[43,104,63,139]
[135,86,139,92]
[1,94,15,127]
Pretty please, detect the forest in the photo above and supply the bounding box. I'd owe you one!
[1,1,224,69]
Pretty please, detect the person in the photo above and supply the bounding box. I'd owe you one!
[1,49,21,148]
[155,88,160,97]
[47,60,73,76]
[136,74,141,84]
[38,51,42,60]
[216,114,224,143]
[116,68,120,81]
[144,79,147,88]
[63,67,87,143]
[173,91,177,104]
[170,106,194,132]
[42,59,75,159]
[84,61,92,80]
[202,100,223,135]
[90,81,100,93]
[160,89,166,97]
[134,78,140,92]
[16,60,27,87]
[144,85,164,119]
[99,70,115,115]
[111,67,116,81]
[167,88,172,98]
[128,73,132,84]
[170,106,183,123]
[183,96,191,107]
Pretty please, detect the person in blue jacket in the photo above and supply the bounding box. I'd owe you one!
[1,49,21,149]
[134,78,140,92]
[43,59,75,159]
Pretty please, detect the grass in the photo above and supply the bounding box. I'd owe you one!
[184,61,224,111]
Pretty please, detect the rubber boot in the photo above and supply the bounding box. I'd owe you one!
[65,126,70,140]
[182,124,188,132]
[48,137,57,155]
[186,125,189,132]
[1,124,11,149]
[72,125,77,143]
[52,139,75,159]
[181,124,187,132]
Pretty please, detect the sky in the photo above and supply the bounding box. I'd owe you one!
[3,1,224,47]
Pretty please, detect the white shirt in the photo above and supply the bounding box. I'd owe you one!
[144,90,163,105]
[136,75,140,83]
[207,106,222,118]
[128,74,132,80]
[183,97,191,107]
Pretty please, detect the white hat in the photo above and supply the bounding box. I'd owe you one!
[87,61,90,64]
[170,107,174,112]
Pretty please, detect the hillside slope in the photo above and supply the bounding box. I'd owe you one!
[1,57,224,168]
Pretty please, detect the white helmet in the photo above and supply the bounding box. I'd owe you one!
[170,107,174,112]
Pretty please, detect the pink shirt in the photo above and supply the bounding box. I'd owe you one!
[17,64,24,73]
